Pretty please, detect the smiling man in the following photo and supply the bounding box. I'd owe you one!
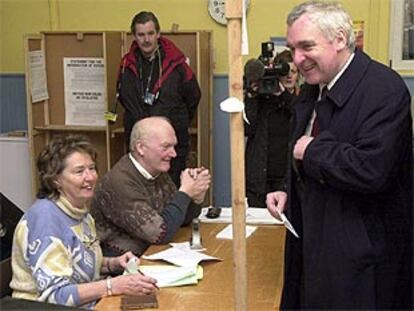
[266,1,413,310]
[91,117,210,257]
[118,11,201,188]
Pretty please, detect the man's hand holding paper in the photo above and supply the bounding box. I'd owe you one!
[266,191,287,221]
[266,191,299,238]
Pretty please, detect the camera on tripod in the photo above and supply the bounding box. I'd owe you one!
[244,41,290,96]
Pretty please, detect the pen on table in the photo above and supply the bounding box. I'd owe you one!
[138,268,160,290]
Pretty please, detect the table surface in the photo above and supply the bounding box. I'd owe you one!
[96,223,286,311]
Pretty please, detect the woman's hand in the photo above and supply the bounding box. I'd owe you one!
[115,251,139,270]
[112,273,159,296]
[104,251,139,274]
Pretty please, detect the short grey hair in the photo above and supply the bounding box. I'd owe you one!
[129,116,173,152]
[287,1,355,51]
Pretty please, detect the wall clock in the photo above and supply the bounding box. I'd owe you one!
[208,0,250,26]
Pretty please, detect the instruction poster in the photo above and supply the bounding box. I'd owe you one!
[28,50,49,103]
[63,57,105,126]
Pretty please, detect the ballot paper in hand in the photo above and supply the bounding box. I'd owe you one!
[125,257,139,274]
[142,246,221,267]
[216,224,257,240]
[276,210,300,238]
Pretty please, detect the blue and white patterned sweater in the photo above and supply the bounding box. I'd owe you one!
[10,197,103,309]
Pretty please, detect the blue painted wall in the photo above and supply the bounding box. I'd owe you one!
[0,74,27,133]
[212,75,231,206]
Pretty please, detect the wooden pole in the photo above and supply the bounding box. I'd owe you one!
[225,0,247,310]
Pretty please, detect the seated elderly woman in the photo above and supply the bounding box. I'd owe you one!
[10,135,158,309]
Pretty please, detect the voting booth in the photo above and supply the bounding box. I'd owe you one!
[24,31,213,204]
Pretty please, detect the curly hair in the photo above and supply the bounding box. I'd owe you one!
[36,134,98,200]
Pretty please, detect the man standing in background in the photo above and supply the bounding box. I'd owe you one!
[118,11,201,187]
[266,1,412,309]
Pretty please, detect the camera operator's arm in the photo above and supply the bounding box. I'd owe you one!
[271,81,286,97]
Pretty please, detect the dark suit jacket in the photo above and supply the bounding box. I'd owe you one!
[281,49,413,310]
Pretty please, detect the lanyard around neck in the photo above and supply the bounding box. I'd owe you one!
[138,49,162,98]
[140,58,155,96]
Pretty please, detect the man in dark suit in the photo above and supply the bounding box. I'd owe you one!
[266,1,413,309]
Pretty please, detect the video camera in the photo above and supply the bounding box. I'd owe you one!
[244,41,290,96]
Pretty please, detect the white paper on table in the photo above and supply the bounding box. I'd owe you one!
[216,224,257,240]
[123,257,202,288]
[199,207,283,225]
[169,241,205,252]
[139,265,200,287]
[142,246,221,267]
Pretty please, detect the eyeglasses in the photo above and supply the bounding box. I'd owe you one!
[80,219,99,249]
[81,234,99,249]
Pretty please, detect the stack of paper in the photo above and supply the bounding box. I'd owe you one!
[139,265,203,287]
[142,244,221,267]
[124,243,221,288]
[124,257,203,288]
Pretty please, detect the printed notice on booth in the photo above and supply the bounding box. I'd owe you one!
[63,57,105,126]
[28,50,49,103]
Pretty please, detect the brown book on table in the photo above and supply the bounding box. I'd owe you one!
[121,294,158,310]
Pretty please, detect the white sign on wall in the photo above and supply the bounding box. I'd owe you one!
[63,57,106,126]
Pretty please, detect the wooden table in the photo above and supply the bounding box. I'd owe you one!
[96,223,286,310]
